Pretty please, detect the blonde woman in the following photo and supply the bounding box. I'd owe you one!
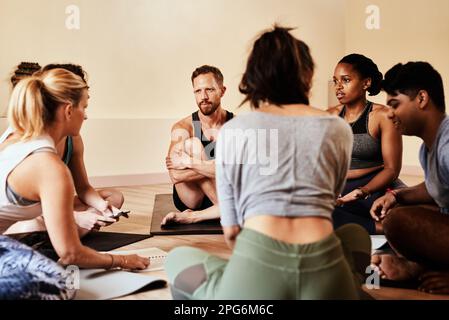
[0,69,149,298]
[6,63,124,235]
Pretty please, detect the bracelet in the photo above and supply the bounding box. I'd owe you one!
[386,188,399,201]
[357,187,371,199]
[105,253,114,270]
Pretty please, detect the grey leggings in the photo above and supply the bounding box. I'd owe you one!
[165,224,371,300]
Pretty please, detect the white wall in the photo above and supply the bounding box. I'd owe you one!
[0,0,346,183]
[5,1,447,182]
[344,0,449,173]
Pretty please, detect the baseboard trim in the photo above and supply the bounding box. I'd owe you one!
[89,172,171,188]
[89,166,423,189]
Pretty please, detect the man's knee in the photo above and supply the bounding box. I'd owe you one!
[383,206,410,241]
[99,189,124,209]
[174,183,208,210]
[184,137,204,158]
[382,206,421,258]
[335,224,371,278]
[335,223,371,253]
[111,190,125,208]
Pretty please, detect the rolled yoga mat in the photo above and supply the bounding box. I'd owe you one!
[150,193,223,235]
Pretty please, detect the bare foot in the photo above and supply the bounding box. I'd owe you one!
[371,254,423,281]
[161,209,195,225]
[419,271,449,294]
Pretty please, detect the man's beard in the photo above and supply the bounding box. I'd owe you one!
[198,102,219,116]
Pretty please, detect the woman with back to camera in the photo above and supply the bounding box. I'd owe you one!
[328,54,403,234]
[0,68,149,298]
[164,26,371,300]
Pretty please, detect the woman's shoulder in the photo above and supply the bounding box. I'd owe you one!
[326,104,344,115]
[326,104,343,114]
[370,103,393,124]
[28,151,69,171]
[11,151,71,188]
[371,103,390,116]
[304,105,330,116]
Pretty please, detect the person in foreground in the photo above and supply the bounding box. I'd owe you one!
[164,26,371,300]
[0,68,149,299]
[370,62,449,294]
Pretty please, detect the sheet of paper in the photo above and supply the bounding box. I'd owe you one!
[107,247,168,272]
[370,235,387,252]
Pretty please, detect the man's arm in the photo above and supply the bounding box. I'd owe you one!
[166,121,206,184]
[370,181,435,221]
[169,168,205,184]
[166,147,216,179]
[395,182,435,205]
[189,159,216,179]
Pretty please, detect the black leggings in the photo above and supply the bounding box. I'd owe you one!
[172,185,213,212]
[332,170,405,234]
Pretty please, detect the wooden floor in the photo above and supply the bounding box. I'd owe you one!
[104,183,231,300]
[99,175,449,300]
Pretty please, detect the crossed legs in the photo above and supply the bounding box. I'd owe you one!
[5,189,124,236]
[371,204,449,293]
[165,137,219,224]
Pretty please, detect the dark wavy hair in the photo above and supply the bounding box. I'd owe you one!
[239,25,314,108]
[383,61,445,113]
[339,54,383,96]
[11,62,88,88]
[10,62,42,87]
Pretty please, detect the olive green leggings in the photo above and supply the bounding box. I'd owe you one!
[165,224,371,300]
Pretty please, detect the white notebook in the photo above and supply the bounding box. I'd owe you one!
[370,235,387,253]
[107,247,168,272]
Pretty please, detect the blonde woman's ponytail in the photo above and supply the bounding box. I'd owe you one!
[8,77,46,140]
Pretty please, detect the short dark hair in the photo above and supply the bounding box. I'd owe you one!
[42,63,88,84]
[10,62,42,87]
[383,61,446,113]
[339,54,383,96]
[239,25,314,108]
[191,65,224,86]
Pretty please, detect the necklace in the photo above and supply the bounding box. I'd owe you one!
[344,102,370,127]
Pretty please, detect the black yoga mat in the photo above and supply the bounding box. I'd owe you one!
[150,194,223,235]
[8,231,151,261]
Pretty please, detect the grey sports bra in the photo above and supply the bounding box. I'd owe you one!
[5,148,53,206]
[339,102,384,170]
[6,183,38,206]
